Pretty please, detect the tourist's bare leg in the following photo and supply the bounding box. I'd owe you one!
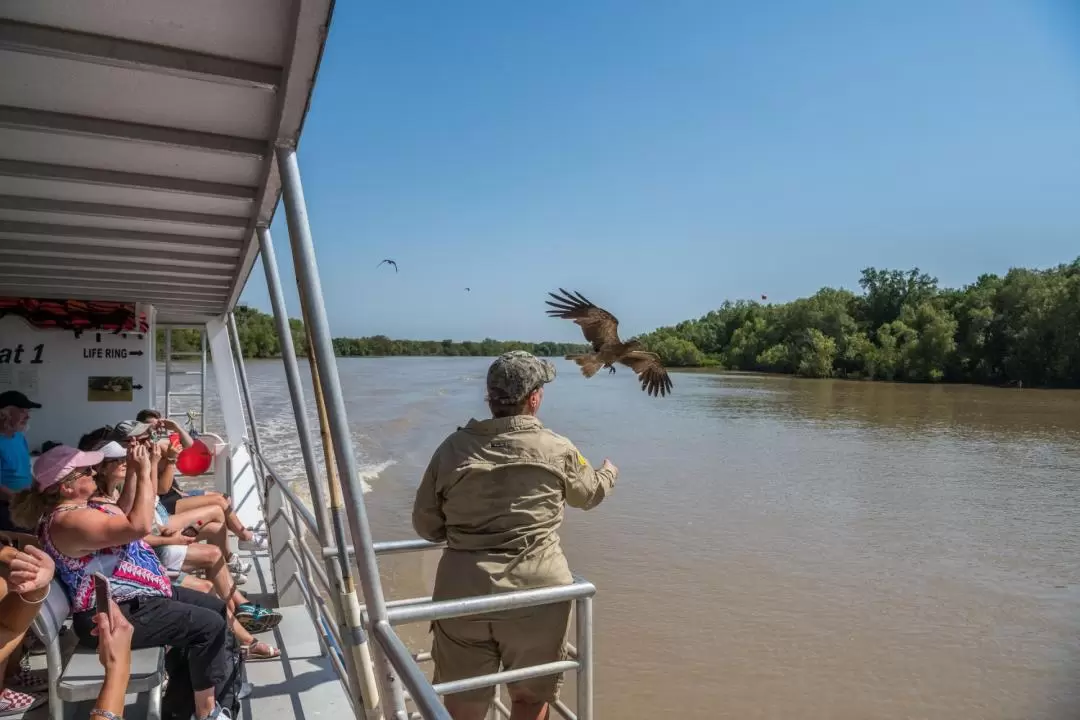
[182,544,247,610]
[443,696,491,720]
[174,494,254,541]
[166,505,230,557]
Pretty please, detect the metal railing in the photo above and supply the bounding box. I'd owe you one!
[248,442,596,720]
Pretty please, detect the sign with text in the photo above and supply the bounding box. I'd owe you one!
[0,315,155,449]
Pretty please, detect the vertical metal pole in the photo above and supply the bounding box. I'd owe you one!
[227,312,263,459]
[276,144,407,720]
[199,328,208,433]
[258,226,379,713]
[575,597,593,720]
[303,324,382,718]
[164,328,173,417]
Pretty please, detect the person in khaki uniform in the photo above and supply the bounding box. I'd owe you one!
[413,350,618,720]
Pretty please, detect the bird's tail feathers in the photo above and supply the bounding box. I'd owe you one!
[566,354,604,378]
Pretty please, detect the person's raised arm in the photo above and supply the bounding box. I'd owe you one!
[52,445,157,557]
[89,598,134,719]
[159,418,194,450]
[114,460,137,515]
[155,441,179,496]
[561,445,618,511]
[411,451,446,543]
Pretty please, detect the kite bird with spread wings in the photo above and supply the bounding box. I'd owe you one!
[545,288,673,397]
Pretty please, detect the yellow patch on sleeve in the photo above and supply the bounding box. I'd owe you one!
[577,452,587,466]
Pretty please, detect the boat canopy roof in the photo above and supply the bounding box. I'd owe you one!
[0,1,334,324]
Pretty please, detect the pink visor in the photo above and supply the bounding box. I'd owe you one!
[33,445,104,491]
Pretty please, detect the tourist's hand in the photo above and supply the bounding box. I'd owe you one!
[601,458,618,476]
[168,532,196,546]
[159,418,181,433]
[9,545,55,595]
[92,599,133,672]
[129,443,150,474]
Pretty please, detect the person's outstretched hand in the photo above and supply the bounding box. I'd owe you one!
[601,458,619,476]
[92,598,134,672]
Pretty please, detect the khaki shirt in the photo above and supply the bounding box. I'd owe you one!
[412,415,617,600]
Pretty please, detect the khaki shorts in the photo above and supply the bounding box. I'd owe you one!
[431,600,572,704]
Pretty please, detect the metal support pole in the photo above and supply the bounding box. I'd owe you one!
[227,312,263,459]
[164,328,173,417]
[258,226,378,713]
[257,226,335,547]
[199,328,208,433]
[276,144,407,720]
[575,597,593,720]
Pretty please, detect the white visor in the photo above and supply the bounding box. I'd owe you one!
[96,441,127,460]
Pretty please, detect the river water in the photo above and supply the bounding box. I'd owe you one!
[161,357,1080,719]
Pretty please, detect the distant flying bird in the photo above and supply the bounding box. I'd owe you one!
[761,294,768,301]
[545,288,673,397]
[464,287,471,292]
[377,259,398,273]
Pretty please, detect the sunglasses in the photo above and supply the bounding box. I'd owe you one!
[61,467,95,487]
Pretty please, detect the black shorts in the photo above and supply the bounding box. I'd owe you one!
[158,488,184,515]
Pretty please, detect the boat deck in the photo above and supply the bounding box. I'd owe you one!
[20,544,352,720]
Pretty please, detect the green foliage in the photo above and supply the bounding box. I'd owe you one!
[156,306,589,360]
[330,335,588,358]
[639,258,1080,387]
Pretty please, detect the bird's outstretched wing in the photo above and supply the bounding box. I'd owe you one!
[377,259,398,272]
[544,289,621,351]
[618,350,673,397]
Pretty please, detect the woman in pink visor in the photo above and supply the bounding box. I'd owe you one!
[9,444,234,720]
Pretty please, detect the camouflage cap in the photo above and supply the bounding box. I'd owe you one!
[486,350,557,404]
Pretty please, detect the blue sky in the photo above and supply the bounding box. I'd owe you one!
[242,0,1080,342]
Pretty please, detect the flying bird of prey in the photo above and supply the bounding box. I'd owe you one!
[545,288,673,397]
[465,287,471,292]
[376,259,398,273]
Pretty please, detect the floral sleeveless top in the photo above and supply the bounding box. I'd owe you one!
[39,502,173,612]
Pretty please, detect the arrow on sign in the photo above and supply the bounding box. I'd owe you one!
[129,350,144,356]
[132,384,144,390]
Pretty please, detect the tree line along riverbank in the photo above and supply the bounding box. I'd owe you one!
[639,259,1080,388]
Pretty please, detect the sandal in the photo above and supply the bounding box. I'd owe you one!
[0,688,46,716]
[242,640,281,662]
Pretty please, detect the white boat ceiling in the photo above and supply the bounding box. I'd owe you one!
[0,0,334,324]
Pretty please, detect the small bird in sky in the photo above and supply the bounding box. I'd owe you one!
[761,294,768,301]
[545,288,673,397]
[376,259,398,273]
[464,287,471,292]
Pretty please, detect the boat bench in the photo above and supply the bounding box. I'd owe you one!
[31,579,165,720]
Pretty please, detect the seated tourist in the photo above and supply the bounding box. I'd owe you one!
[120,416,267,551]
[86,436,251,581]
[0,391,40,533]
[79,423,265,563]
[10,444,235,720]
[91,440,282,654]
[0,541,53,716]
